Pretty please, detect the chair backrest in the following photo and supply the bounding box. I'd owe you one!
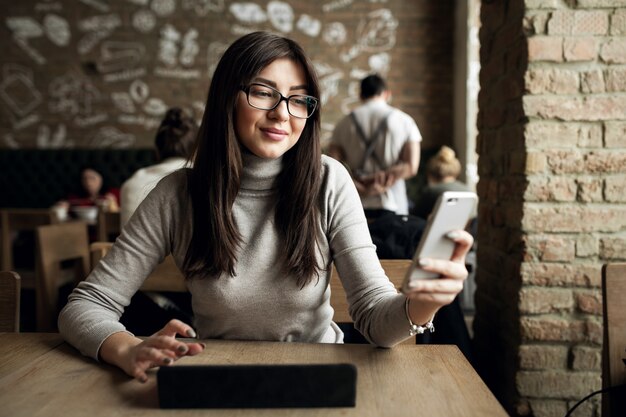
[36,222,90,331]
[90,242,187,292]
[1,209,59,271]
[602,263,626,416]
[0,271,21,332]
[331,259,414,343]
[96,211,121,242]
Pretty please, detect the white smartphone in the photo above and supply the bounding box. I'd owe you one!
[401,191,477,294]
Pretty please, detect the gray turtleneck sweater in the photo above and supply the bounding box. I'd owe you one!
[58,154,409,360]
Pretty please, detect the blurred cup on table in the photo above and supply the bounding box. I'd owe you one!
[52,205,69,222]
[71,206,99,224]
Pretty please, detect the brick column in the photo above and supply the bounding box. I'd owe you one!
[474,1,626,416]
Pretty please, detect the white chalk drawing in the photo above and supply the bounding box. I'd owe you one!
[341,81,361,114]
[3,134,19,148]
[158,25,199,69]
[35,2,63,12]
[113,81,167,120]
[182,0,225,15]
[118,114,161,130]
[43,14,70,46]
[88,126,136,148]
[0,65,42,117]
[48,73,100,117]
[132,9,157,33]
[97,41,145,74]
[159,24,181,67]
[143,97,168,116]
[77,31,109,55]
[79,0,110,12]
[74,113,108,127]
[297,14,321,37]
[111,92,136,113]
[322,0,353,13]
[37,123,69,148]
[230,24,260,36]
[6,14,70,63]
[207,41,229,76]
[6,17,43,38]
[154,67,200,79]
[341,8,398,62]
[322,22,346,46]
[313,61,343,105]
[6,17,46,64]
[151,0,177,17]
[129,79,150,103]
[230,2,267,24]
[77,14,121,55]
[368,52,390,74]
[267,1,293,33]
[180,29,199,66]
[103,68,146,83]
[350,68,369,80]
[14,114,40,131]
[78,14,121,32]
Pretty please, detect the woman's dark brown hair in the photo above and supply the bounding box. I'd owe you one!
[183,31,322,287]
[155,107,197,161]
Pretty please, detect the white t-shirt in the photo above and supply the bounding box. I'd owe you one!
[330,100,422,215]
[120,157,189,225]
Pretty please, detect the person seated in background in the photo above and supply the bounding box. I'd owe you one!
[120,107,197,226]
[411,146,471,220]
[53,166,120,216]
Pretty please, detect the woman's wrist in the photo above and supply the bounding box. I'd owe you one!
[405,297,436,335]
[99,332,141,374]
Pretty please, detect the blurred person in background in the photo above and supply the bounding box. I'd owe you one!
[120,108,197,226]
[411,146,471,220]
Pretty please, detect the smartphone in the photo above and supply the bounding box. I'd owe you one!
[401,191,477,294]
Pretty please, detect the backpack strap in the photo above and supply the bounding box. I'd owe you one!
[350,111,392,172]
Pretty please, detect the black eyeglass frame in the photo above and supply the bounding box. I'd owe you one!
[239,83,319,119]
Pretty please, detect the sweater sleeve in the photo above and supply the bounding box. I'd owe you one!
[321,156,412,347]
[58,171,186,360]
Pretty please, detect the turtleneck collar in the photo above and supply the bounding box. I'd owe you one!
[240,150,284,191]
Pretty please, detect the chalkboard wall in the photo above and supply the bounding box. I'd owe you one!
[0,0,453,149]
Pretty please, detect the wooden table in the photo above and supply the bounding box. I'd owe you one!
[0,333,507,417]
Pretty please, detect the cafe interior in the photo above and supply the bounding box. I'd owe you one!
[1,1,625,416]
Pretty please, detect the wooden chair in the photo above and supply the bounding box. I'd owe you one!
[602,263,626,416]
[1,208,59,271]
[90,242,187,292]
[0,271,21,332]
[96,211,121,242]
[35,222,90,331]
[331,259,415,344]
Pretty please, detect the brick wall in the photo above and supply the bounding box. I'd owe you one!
[475,1,626,416]
[0,0,453,150]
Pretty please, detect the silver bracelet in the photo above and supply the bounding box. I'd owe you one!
[405,298,435,336]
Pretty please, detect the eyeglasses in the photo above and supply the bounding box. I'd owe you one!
[240,83,318,119]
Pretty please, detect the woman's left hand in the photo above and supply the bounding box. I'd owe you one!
[403,230,474,322]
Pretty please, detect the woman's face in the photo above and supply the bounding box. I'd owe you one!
[235,58,309,159]
[81,168,102,197]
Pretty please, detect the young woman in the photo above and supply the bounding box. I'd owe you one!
[59,31,472,383]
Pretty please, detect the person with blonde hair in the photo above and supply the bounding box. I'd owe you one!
[412,146,471,220]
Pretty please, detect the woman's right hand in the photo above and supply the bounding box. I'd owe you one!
[100,319,205,382]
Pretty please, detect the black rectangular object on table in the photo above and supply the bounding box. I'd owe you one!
[157,363,357,409]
